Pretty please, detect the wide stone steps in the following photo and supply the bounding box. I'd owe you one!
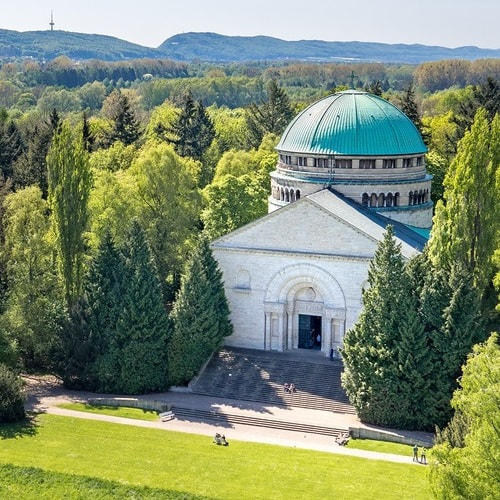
[171,406,347,437]
[191,348,356,414]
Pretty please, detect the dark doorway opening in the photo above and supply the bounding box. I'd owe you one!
[298,314,322,349]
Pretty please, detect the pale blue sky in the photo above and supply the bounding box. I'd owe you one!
[4,0,499,49]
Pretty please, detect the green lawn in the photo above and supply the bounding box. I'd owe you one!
[346,438,415,457]
[0,414,431,499]
[58,402,159,421]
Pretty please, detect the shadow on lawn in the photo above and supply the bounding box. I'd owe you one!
[0,414,38,439]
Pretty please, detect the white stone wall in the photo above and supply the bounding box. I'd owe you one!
[213,246,369,351]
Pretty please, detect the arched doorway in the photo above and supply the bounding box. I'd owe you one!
[264,264,346,356]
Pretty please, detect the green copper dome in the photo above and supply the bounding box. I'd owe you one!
[277,90,427,156]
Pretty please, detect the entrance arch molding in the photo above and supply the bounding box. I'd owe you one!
[264,263,346,309]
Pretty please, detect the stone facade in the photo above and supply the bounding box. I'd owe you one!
[212,190,425,357]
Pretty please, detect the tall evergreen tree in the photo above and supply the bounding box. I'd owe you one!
[429,108,499,294]
[342,226,434,430]
[47,121,92,310]
[111,220,170,394]
[0,119,24,181]
[169,235,232,386]
[111,91,140,146]
[398,81,427,142]
[246,79,294,148]
[82,231,126,391]
[164,90,215,161]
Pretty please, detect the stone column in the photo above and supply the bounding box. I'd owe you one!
[287,313,293,350]
[264,312,271,350]
[278,313,284,352]
[323,316,332,357]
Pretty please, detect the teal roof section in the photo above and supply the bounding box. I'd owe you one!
[277,90,427,156]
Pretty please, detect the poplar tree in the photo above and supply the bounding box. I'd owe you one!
[429,108,499,294]
[47,121,92,310]
[168,235,232,386]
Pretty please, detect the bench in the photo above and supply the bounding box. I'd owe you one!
[335,433,350,446]
[159,410,175,422]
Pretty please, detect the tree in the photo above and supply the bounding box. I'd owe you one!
[109,90,140,146]
[397,81,427,142]
[429,108,499,295]
[1,186,66,370]
[112,220,171,394]
[168,235,232,386]
[246,79,295,148]
[0,118,24,181]
[430,333,500,499]
[126,143,201,301]
[161,89,215,163]
[47,121,92,310]
[341,226,434,429]
[0,364,25,423]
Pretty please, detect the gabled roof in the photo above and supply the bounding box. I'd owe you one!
[212,189,426,260]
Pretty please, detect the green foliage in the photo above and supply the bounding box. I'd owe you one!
[1,186,66,370]
[342,226,434,430]
[430,333,500,499]
[429,108,499,294]
[246,79,294,148]
[109,91,140,146]
[126,143,201,301]
[0,363,25,422]
[47,121,92,310]
[73,223,171,394]
[169,236,232,385]
[162,90,215,164]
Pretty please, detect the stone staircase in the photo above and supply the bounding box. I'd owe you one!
[170,406,347,437]
[190,347,355,414]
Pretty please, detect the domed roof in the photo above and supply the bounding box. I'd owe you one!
[277,90,427,156]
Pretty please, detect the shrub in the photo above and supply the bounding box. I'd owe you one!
[0,364,25,422]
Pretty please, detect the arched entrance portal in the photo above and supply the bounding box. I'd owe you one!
[264,264,346,357]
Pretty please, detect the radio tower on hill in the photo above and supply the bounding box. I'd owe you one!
[49,11,55,31]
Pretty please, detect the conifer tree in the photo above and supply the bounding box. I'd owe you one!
[166,90,215,161]
[169,235,232,385]
[83,231,126,391]
[246,79,294,148]
[112,220,170,394]
[111,91,140,146]
[342,226,434,429]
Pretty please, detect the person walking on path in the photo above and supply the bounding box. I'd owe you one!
[420,448,427,464]
[412,444,419,462]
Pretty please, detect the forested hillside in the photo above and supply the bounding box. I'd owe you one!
[1,29,499,63]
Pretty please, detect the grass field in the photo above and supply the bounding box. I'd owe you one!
[58,403,416,457]
[58,402,160,421]
[0,414,431,499]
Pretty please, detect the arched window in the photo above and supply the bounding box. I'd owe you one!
[362,193,369,207]
[296,190,301,200]
[409,191,414,205]
[280,187,284,201]
[386,192,393,207]
[394,192,400,206]
[370,193,378,207]
[378,193,385,207]
[290,189,295,202]
[285,188,290,202]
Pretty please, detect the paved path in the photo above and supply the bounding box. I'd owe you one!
[23,376,427,466]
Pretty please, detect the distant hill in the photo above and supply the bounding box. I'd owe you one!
[0,29,499,64]
[159,32,500,64]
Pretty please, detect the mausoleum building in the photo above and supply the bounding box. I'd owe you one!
[211,90,431,357]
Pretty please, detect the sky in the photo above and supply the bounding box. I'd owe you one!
[3,0,499,50]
